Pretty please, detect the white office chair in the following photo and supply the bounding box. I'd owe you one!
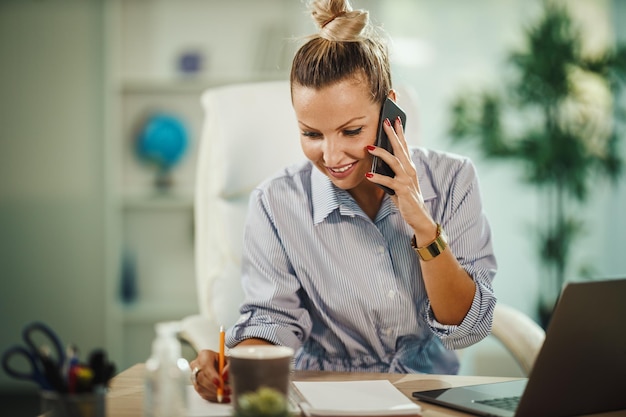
[490,303,545,376]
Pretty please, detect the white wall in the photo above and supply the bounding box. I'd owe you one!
[0,2,106,390]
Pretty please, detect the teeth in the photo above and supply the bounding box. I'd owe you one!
[332,164,353,173]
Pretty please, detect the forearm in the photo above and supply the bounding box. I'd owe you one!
[420,247,476,325]
[410,217,476,325]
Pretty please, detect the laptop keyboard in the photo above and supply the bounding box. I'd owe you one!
[475,396,521,411]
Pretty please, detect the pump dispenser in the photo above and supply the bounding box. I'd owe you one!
[144,321,191,417]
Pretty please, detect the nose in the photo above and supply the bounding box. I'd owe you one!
[322,135,344,166]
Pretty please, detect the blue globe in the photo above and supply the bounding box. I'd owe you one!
[136,113,189,172]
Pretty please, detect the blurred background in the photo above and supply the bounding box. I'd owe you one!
[1,0,625,412]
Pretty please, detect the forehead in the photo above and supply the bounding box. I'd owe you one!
[292,77,377,126]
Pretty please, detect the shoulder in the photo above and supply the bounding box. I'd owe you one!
[247,161,314,226]
[253,160,313,202]
[257,160,312,189]
[411,147,478,187]
[412,147,474,171]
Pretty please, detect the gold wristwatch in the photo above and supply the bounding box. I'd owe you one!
[411,223,448,261]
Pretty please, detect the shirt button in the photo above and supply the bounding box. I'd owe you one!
[378,246,386,254]
[385,328,394,336]
[387,290,395,299]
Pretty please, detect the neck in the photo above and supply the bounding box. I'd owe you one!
[348,182,385,221]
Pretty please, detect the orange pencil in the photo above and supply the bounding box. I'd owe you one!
[217,325,225,403]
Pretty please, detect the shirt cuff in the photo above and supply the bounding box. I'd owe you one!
[225,312,305,350]
[426,302,459,336]
[426,283,491,349]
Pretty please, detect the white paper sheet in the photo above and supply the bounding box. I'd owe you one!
[293,380,422,416]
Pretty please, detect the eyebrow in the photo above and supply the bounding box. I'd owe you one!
[298,116,367,131]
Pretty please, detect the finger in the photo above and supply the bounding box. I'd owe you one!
[212,376,232,403]
[366,140,413,181]
[191,350,231,403]
[365,170,395,192]
[194,367,233,403]
[193,367,216,401]
[383,116,411,163]
[366,147,420,199]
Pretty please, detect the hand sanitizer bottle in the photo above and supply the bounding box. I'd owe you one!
[144,321,191,417]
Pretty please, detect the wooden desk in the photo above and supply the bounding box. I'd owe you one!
[107,364,626,417]
[107,363,516,417]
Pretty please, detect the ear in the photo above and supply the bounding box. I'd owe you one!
[387,89,397,102]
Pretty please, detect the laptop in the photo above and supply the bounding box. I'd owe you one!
[412,278,626,417]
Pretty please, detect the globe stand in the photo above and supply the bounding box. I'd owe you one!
[154,170,174,192]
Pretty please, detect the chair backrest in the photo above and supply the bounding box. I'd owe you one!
[491,303,546,375]
[194,80,420,331]
[195,80,301,329]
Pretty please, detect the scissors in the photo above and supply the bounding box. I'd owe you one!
[1,321,66,391]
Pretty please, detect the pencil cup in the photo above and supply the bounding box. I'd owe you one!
[229,345,294,414]
[40,389,105,417]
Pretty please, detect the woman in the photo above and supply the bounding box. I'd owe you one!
[192,0,496,402]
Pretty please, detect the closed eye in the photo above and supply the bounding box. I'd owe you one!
[301,131,322,138]
[344,127,363,136]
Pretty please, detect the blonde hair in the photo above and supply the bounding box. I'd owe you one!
[290,0,391,105]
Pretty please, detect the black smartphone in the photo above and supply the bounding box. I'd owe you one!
[371,97,407,195]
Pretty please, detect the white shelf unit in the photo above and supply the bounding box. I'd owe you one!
[104,0,308,369]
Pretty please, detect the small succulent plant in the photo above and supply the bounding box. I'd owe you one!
[233,386,290,417]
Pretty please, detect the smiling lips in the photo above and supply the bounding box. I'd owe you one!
[327,162,356,178]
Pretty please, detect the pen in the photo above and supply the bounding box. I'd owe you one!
[217,325,225,403]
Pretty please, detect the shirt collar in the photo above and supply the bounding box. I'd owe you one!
[311,168,340,224]
[311,168,398,224]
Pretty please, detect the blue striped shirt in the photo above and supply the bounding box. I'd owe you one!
[226,147,497,374]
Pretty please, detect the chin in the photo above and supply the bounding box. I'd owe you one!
[331,177,368,192]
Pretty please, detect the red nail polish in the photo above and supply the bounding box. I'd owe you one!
[384,118,391,127]
[365,172,374,178]
[366,145,376,151]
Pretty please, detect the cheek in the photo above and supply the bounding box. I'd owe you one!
[300,139,321,161]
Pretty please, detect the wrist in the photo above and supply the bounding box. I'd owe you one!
[411,223,448,261]
[412,222,438,247]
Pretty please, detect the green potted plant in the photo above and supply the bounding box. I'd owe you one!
[448,1,626,326]
[234,387,291,417]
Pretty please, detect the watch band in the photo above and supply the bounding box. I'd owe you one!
[411,223,448,261]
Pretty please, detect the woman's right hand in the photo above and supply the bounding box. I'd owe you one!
[190,349,231,403]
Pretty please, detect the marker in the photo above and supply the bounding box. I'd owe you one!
[63,344,79,383]
[217,325,225,403]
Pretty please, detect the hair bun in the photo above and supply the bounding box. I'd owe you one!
[310,0,369,42]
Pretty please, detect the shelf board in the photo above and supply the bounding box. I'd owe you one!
[120,78,213,94]
[118,302,199,324]
[119,73,288,94]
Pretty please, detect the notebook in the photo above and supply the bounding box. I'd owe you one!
[412,278,626,417]
[293,380,422,416]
